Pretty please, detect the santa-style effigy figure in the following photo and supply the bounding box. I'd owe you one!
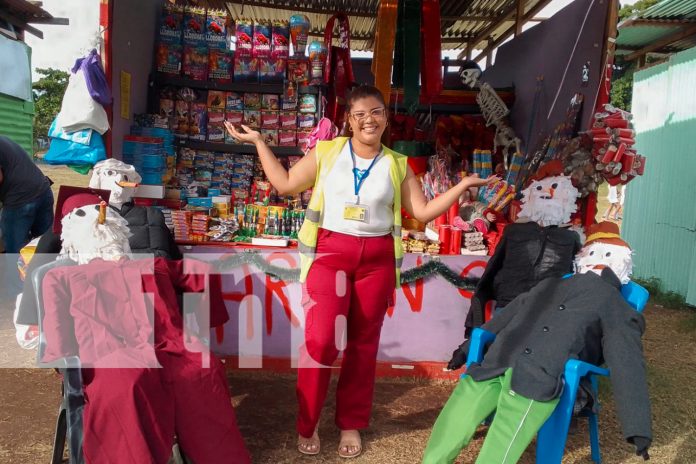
[16,159,182,339]
[423,221,651,463]
[40,199,251,464]
[462,159,583,340]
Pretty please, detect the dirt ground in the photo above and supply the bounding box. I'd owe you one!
[0,168,688,463]
[1,300,694,464]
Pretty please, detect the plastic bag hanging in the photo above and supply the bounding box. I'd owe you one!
[72,49,112,106]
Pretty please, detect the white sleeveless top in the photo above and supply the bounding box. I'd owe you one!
[320,142,395,236]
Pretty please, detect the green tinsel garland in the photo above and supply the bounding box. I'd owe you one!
[400,259,478,289]
[216,250,480,289]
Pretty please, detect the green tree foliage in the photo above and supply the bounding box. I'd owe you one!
[610,0,660,111]
[610,66,634,111]
[32,68,69,143]
[619,0,658,20]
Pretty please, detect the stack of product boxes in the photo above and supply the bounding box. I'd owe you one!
[162,87,316,147]
[157,4,232,82]
[234,19,289,83]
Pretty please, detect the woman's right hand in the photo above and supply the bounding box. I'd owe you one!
[224,122,263,145]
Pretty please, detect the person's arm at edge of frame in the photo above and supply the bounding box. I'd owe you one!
[224,123,317,196]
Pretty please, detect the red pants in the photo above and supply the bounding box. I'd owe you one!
[297,228,395,437]
[82,351,251,464]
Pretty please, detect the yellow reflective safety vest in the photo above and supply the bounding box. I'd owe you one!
[297,137,408,288]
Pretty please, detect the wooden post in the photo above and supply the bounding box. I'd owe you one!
[515,0,526,36]
[486,39,494,66]
[466,40,473,60]
[637,54,646,68]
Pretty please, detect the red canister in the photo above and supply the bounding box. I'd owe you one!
[438,225,452,255]
[450,228,462,255]
[447,201,460,225]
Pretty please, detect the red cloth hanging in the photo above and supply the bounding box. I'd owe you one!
[420,0,442,101]
[323,13,355,129]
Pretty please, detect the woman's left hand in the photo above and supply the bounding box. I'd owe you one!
[462,174,500,189]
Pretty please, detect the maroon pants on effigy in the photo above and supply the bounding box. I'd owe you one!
[81,350,251,464]
[296,228,395,438]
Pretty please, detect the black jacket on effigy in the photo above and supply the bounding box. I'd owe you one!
[17,202,181,325]
[467,222,581,329]
[115,202,182,260]
[464,269,652,445]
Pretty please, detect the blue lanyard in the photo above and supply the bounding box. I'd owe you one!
[349,139,380,199]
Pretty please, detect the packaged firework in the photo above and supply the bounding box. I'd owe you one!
[297,113,316,129]
[233,54,257,83]
[225,92,244,110]
[243,110,260,128]
[297,129,312,151]
[208,49,233,82]
[258,57,275,83]
[261,111,279,129]
[158,3,184,44]
[189,103,207,141]
[207,91,226,110]
[159,98,175,121]
[280,111,298,130]
[261,93,280,110]
[299,94,317,113]
[207,111,225,124]
[205,9,228,49]
[174,100,190,138]
[182,45,208,80]
[253,21,272,58]
[183,6,206,46]
[272,21,290,57]
[278,130,296,146]
[243,92,261,109]
[235,19,253,54]
[260,129,278,146]
[287,58,309,86]
[156,43,182,75]
[207,123,226,143]
[225,110,244,126]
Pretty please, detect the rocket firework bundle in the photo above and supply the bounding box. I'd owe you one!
[587,104,646,186]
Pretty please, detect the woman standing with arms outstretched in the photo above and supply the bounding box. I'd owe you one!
[225,85,495,459]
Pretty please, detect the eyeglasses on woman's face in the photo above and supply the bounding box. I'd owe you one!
[350,107,387,123]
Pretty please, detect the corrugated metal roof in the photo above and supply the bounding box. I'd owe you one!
[0,93,34,154]
[642,0,696,20]
[623,46,696,305]
[616,24,678,47]
[203,0,550,51]
[617,0,696,56]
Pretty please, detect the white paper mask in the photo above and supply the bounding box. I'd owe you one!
[60,204,132,264]
[575,242,633,285]
[89,159,142,209]
[518,175,579,227]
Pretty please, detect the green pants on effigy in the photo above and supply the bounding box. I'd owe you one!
[422,369,559,464]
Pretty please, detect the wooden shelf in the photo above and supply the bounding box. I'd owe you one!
[175,138,303,156]
[153,73,323,95]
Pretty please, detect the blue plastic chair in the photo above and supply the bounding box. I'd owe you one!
[464,280,649,464]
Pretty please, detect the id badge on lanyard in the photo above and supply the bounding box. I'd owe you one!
[343,140,380,223]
